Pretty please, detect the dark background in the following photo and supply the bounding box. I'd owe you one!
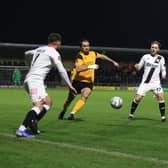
[1,1,168,48]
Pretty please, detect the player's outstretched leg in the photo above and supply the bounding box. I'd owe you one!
[156,92,166,122]
[128,94,142,120]
[68,88,91,120]
[58,93,75,120]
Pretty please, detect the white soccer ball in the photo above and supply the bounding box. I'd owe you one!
[110,96,123,109]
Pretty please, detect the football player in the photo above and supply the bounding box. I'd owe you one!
[58,39,119,120]
[16,33,77,137]
[128,41,166,122]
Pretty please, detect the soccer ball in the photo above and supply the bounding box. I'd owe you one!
[110,96,123,109]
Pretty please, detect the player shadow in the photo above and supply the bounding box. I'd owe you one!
[119,116,160,122]
[64,118,85,122]
[103,123,146,128]
[133,117,160,122]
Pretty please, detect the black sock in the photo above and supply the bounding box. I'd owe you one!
[130,100,139,115]
[22,110,37,127]
[159,102,165,117]
[63,93,75,112]
[37,107,47,121]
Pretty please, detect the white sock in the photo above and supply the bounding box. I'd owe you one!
[70,112,75,114]
[32,106,41,115]
[43,104,50,111]
[19,125,26,131]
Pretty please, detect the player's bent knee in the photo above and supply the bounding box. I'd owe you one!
[82,91,91,100]
[33,102,44,111]
[45,96,52,107]
[81,93,90,100]
[135,95,143,103]
[157,95,164,102]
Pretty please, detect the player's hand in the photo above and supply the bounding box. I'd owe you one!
[88,64,99,70]
[134,64,139,70]
[69,86,77,96]
[113,62,119,67]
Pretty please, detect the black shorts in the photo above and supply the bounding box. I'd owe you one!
[72,80,93,94]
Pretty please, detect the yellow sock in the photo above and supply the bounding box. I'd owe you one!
[72,99,85,113]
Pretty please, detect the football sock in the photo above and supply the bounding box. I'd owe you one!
[159,101,165,117]
[37,104,50,121]
[63,95,75,111]
[18,125,26,131]
[22,107,40,127]
[63,99,72,111]
[71,99,85,114]
[130,99,139,115]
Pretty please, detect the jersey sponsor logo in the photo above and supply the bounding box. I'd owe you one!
[146,62,158,68]
[144,56,162,83]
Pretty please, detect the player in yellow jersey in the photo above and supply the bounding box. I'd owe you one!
[58,39,119,120]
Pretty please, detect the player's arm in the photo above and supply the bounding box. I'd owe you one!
[75,55,99,72]
[52,54,77,95]
[161,57,166,79]
[134,55,145,71]
[96,53,119,67]
[75,63,99,72]
[24,49,36,56]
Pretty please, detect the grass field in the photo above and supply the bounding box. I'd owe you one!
[1,88,168,168]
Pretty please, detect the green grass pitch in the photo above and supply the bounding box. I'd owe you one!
[0,88,168,168]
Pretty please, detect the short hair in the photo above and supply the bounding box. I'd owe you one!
[151,41,161,48]
[48,33,62,43]
[79,39,90,46]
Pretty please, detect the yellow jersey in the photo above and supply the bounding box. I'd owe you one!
[71,51,101,83]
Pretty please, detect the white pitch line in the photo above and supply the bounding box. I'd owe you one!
[0,132,168,165]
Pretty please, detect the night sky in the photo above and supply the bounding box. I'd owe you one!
[1,1,168,48]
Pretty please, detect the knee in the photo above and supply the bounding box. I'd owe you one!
[34,103,43,111]
[47,100,52,107]
[157,95,164,102]
[81,88,92,101]
[135,95,142,103]
[45,96,52,107]
[82,92,90,100]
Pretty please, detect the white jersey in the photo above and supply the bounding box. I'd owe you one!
[138,54,166,84]
[25,46,61,82]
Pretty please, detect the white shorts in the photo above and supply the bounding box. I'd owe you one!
[25,80,48,103]
[137,82,163,96]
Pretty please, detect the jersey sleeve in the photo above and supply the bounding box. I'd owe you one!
[161,57,166,78]
[49,49,62,65]
[24,49,36,56]
[161,57,166,70]
[75,53,84,65]
[49,49,72,86]
[138,55,146,70]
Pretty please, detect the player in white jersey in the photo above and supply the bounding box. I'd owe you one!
[16,33,77,138]
[128,41,166,122]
